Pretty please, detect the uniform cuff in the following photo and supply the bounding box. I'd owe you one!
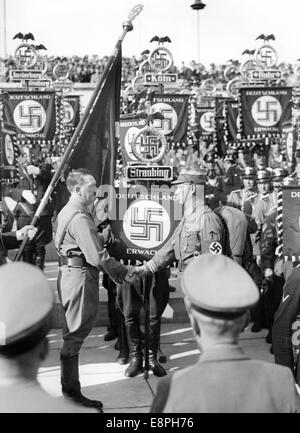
[146,260,157,274]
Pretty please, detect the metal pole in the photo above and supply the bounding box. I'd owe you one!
[3,0,7,59]
[197,10,200,64]
[14,4,144,261]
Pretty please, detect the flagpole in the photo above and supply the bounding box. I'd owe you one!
[14,4,144,261]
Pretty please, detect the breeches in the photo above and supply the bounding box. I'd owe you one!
[57,266,99,356]
[116,270,170,328]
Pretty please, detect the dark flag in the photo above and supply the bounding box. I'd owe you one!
[68,47,122,186]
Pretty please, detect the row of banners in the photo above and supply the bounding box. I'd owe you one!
[2,91,80,141]
[120,87,295,163]
[0,90,81,180]
[0,86,296,169]
[194,87,292,140]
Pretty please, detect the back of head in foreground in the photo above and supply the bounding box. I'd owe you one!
[151,254,300,413]
[0,262,93,413]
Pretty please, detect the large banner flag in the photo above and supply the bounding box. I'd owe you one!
[4,90,57,141]
[282,186,300,262]
[214,116,226,156]
[62,95,80,137]
[105,185,182,262]
[282,121,295,167]
[68,48,122,186]
[225,99,240,142]
[239,87,292,137]
[119,115,147,163]
[150,94,189,143]
[0,121,19,182]
[196,106,215,138]
[215,97,228,118]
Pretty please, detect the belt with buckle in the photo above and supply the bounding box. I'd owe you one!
[58,255,87,268]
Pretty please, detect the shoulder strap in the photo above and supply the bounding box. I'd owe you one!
[214,208,232,258]
[57,211,83,253]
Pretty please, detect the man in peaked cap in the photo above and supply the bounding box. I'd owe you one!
[132,169,227,276]
[253,143,268,171]
[127,169,227,377]
[0,263,95,412]
[151,254,300,413]
[227,167,257,214]
[265,168,287,215]
[223,152,242,196]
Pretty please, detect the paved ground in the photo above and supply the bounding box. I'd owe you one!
[22,260,275,412]
[39,324,274,413]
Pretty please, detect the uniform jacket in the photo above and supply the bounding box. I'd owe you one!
[215,205,248,263]
[227,188,257,214]
[223,165,242,196]
[0,232,19,265]
[260,210,278,270]
[54,196,128,283]
[146,202,225,272]
[151,344,300,413]
[272,267,300,385]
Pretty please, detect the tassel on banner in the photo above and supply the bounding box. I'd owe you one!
[275,190,283,258]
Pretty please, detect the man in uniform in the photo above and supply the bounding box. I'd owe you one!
[272,264,300,385]
[0,262,95,412]
[223,153,242,197]
[264,168,287,215]
[128,169,226,377]
[54,168,136,411]
[253,143,268,171]
[0,201,37,265]
[249,169,272,332]
[227,167,257,214]
[133,169,226,276]
[151,254,300,413]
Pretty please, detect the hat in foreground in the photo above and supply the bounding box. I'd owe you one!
[172,169,207,185]
[181,254,259,316]
[0,263,54,356]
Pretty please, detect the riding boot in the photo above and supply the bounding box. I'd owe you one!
[116,307,129,364]
[104,280,118,341]
[60,354,103,412]
[124,323,143,377]
[22,243,35,265]
[148,322,166,377]
[35,254,45,271]
[158,344,167,364]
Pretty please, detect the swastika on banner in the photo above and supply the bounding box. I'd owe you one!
[137,135,160,158]
[200,112,214,132]
[123,200,170,249]
[151,103,178,135]
[209,241,222,255]
[251,96,282,127]
[13,100,47,133]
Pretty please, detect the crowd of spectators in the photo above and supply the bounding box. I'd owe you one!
[1,53,298,88]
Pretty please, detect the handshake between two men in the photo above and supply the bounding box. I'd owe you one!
[123,264,151,285]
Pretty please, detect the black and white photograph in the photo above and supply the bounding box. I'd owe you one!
[1,0,300,418]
